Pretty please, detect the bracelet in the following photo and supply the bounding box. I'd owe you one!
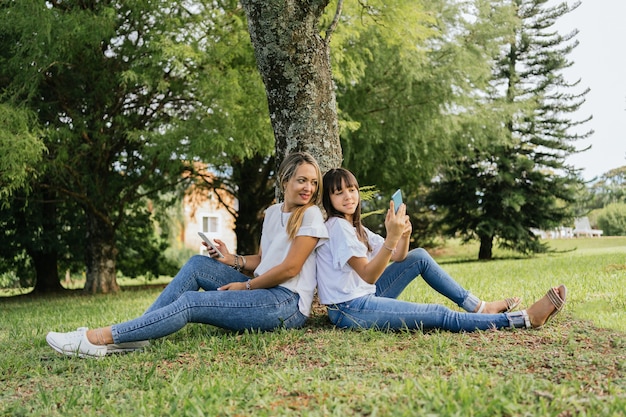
[233,254,242,271]
[383,243,396,254]
[245,279,252,290]
[241,255,247,270]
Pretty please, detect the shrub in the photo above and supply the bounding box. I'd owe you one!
[596,203,626,236]
[0,271,20,288]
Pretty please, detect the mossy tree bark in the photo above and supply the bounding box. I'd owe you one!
[240,0,343,175]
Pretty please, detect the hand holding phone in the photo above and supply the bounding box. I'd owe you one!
[198,232,224,258]
[391,189,403,214]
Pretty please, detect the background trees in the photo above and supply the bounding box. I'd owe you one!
[587,166,626,208]
[0,0,602,292]
[587,166,626,236]
[0,0,268,292]
[426,0,591,259]
[0,106,44,199]
[334,1,441,188]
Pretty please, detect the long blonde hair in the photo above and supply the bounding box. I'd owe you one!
[278,152,322,240]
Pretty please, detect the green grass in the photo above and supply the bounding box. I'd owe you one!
[1,238,625,416]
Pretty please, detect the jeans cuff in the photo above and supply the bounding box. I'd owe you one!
[505,311,528,328]
[461,293,481,312]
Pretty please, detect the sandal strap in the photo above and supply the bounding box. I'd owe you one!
[522,310,531,329]
[476,301,486,314]
[546,287,564,311]
[505,297,520,311]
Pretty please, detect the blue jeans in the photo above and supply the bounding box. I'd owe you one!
[111,255,307,344]
[327,248,514,332]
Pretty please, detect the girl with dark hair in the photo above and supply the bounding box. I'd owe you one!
[316,168,566,332]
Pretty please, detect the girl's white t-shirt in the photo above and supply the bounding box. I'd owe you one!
[255,203,328,316]
[316,217,384,305]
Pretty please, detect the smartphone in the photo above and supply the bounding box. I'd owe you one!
[197,231,224,258]
[391,189,403,214]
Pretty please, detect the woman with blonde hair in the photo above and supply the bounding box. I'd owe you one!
[47,152,328,357]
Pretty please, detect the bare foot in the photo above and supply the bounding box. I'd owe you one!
[527,285,567,328]
[475,297,521,314]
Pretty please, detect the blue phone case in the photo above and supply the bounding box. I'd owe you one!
[392,189,402,213]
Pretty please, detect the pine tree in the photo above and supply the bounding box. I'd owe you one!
[428,0,591,260]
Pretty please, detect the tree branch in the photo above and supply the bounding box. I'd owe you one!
[325,0,343,44]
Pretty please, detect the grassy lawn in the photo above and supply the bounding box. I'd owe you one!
[1,238,624,416]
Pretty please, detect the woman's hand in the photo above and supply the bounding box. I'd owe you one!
[203,238,234,265]
[218,281,247,291]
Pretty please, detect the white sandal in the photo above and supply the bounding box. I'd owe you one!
[476,297,521,314]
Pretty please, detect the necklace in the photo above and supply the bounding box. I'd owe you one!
[280,203,287,227]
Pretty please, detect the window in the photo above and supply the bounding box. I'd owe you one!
[200,215,219,255]
[202,216,219,234]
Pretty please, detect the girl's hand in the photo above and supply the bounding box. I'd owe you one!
[385,201,408,244]
[402,215,413,237]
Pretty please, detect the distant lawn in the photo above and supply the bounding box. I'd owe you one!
[430,236,626,333]
[1,237,624,416]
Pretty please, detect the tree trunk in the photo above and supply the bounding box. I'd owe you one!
[18,189,65,293]
[31,251,65,293]
[478,234,494,260]
[232,154,276,254]
[33,192,64,292]
[83,213,119,294]
[240,0,343,174]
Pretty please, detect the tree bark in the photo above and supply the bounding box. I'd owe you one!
[30,250,64,293]
[83,213,119,294]
[478,234,493,260]
[15,189,65,293]
[240,0,343,174]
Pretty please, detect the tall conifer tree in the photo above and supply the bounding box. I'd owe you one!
[428,0,591,259]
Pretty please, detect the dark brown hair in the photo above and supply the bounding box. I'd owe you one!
[322,168,371,251]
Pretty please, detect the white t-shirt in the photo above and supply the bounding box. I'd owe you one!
[316,217,384,305]
[255,203,328,316]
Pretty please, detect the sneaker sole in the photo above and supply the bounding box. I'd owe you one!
[106,341,150,354]
[106,346,148,354]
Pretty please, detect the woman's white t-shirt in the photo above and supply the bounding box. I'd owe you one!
[255,203,328,316]
[316,217,384,305]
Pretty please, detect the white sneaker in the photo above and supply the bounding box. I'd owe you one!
[107,340,150,354]
[46,328,107,358]
[75,327,149,354]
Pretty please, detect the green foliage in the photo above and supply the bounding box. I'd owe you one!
[0,104,45,200]
[333,0,461,190]
[330,0,518,197]
[596,203,626,236]
[115,199,180,280]
[0,1,269,290]
[0,187,88,289]
[588,166,626,209]
[426,0,589,259]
